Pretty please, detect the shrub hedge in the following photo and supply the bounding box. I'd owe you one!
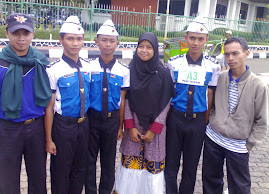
[0,25,268,45]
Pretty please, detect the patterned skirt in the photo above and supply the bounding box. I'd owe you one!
[115,141,165,194]
[121,141,165,173]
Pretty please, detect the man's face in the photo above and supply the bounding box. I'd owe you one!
[59,33,84,59]
[225,33,231,38]
[95,35,119,56]
[224,42,250,71]
[185,32,209,56]
[5,29,34,56]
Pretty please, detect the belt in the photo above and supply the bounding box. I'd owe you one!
[171,106,205,119]
[24,118,36,124]
[55,113,87,124]
[77,116,86,123]
[87,108,119,119]
[0,116,43,125]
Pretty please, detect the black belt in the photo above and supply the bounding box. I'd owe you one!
[87,108,119,119]
[170,106,205,119]
[54,113,86,124]
[0,115,44,125]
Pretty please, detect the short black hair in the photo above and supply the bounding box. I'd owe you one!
[186,32,208,37]
[96,34,118,40]
[224,37,248,51]
[59,33,84,39]
[59,32,65,39]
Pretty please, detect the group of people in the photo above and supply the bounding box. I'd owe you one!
[0,12,267,194]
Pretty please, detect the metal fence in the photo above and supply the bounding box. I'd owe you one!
[0,0,269,43]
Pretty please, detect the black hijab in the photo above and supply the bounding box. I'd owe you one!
[128,32,175,130]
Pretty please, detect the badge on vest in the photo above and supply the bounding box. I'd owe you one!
[177,65,206,86]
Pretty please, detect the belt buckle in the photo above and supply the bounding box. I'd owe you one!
[193,113,196,119]
[108,112,111,118]
[77,116,86,123]
[24,118,35,124]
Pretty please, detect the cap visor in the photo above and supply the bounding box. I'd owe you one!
[8,25,34,33]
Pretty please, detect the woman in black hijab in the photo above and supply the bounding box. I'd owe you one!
[115,32,175,193]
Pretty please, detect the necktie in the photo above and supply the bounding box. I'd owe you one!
[102,64,109,119]
[76,67,86,118]
[186,85,195,119]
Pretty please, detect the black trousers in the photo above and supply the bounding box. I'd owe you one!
[50,113,89,194]
[85,109,119,194]
[202,136,251,194]
[0,116,47,194]
[165,107,206,194]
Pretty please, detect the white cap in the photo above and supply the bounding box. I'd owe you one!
[225,30,232,34]
[97,19,119,36]
[60,16,84,34]
[186,16,208,34]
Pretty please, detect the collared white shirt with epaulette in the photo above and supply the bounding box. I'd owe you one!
[46,57,92,117]
[89,57,130,112]
[168,54,220,113]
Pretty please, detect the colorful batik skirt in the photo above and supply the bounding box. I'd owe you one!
[115,142,165,194]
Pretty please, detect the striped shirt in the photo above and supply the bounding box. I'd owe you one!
[206,66,249,153]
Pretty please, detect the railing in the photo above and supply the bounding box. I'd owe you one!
[0,0,268,44]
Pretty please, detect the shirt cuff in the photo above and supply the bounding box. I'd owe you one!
[149,122,163,134]
[124,119,135,129]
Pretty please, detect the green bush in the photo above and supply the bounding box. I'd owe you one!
[208,33,225,41]
[118,36,139,42]
[119,26,145,37]
[211,27,232,36]
[0,26,6,38]
[152,30,185,38]
[34,29,60,39]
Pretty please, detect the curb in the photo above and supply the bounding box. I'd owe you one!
[38,49,269,59]
[37,49,165,59]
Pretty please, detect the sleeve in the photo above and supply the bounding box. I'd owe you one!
[246,83,268,150]
[46,67,57,93]
[167,61,176,84]
[123,99,135,129]
[208,62,220,87]
[149,102,171,134]
[121,67,130,90]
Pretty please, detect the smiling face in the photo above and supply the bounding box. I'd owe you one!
[5,29,34,56]
[224,42,250,71]
[59,33,84,61]
[137,40,154,61]
[185,32,208,57]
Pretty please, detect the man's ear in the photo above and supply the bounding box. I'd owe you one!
[94,38,98,46]
[244,50,250,58]
[58,36,63,45]
[4,30,8,39]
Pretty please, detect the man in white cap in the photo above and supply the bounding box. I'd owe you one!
[165,16,220,193]
[45,15,91,193]
[85,19,130,194]
[220,30,232,71]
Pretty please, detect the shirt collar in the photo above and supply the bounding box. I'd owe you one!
[99,57,116,70]
[62,53,82,69]
[186,52,203,66]
[229,65,249,82]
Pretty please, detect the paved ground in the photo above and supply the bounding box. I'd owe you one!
[19,57,269,194]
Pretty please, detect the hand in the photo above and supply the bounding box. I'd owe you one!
[46,141,57,155]
[117,129,124,140]
[141,130,155,143]
[129,128,142,142]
